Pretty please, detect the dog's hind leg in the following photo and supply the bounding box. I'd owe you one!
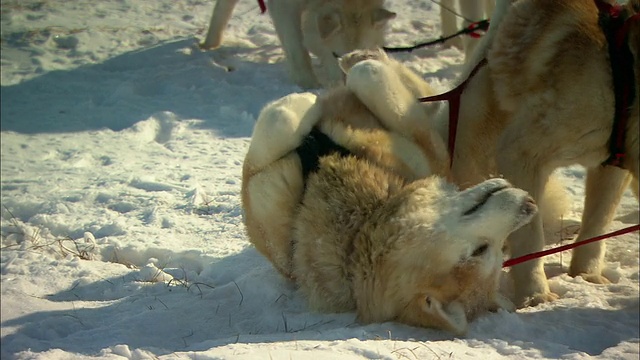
[346,59,436,139]
[245,92,320,175]
[346,59,449,174]
[568,166,633,283]
[268,0,319,89]
[202,0,239,49]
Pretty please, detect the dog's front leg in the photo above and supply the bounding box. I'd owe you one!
[569,165,633,282]
[268,0,319,89]
[440,0,464,50]
[202,0,240,49]
[459,0,490,61]
[496,130,558,308]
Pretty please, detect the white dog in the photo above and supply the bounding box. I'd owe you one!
[440,0,495,61]
[346,0,640,307]
[241,52,538,333]
[202,0,396,88]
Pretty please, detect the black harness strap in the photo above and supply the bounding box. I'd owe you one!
[295,127,352,183]
[597,1,639,168]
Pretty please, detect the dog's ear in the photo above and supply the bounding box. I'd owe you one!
[422,297,468,335]
[371,8,396,28]
[318,11,342,40]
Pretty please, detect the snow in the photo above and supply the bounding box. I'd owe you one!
[1,0,638,359]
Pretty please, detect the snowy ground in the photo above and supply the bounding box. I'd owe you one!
[1,0,638,359]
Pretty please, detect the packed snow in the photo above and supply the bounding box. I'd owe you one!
[1,0,638,359]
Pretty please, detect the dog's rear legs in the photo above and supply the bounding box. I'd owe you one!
[202,0,239,49]
[569,166,633,282]
[346,60,439,136]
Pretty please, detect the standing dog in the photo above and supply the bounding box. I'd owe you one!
[202,0,395,88]
[241,52,539,334]
[346,0,639,307]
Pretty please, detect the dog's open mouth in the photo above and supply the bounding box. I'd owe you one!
[463,185,510,216]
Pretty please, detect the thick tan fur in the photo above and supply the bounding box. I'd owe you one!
[202,0,395,88]
[346,0,640,307]
[241,52,539,333]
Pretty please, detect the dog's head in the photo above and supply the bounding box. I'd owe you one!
[301,0,395,58]
[353,177,537,335]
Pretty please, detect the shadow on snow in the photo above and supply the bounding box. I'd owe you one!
[1,246,637,358]
[1,37,300,137]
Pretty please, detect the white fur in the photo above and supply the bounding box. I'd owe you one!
[440,0,495,62]
[246,92,320,172]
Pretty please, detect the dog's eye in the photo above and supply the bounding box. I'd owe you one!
[472,244,489,257]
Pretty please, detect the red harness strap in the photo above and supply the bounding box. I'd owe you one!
[257,0,267,13]
[418,58,488,167]
[596,1,639,168]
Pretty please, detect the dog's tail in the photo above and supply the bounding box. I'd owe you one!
[462,0,511,79]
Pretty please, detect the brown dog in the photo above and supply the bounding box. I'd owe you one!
[346,0,639,307]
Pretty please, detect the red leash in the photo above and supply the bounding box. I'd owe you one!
[502,224,640,268]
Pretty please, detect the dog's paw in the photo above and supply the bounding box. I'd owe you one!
[516,291,559,308]
[338,48,388,74]
[291,71,321,90]
[571,272,611,285]
[490,293,516,313]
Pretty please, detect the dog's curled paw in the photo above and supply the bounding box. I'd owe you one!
[291,72,321,90]
[338,48,388,74]
[490,294,516,313]
[516,291,559,308]
[571,272,611,285]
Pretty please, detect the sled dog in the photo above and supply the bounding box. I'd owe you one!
[202,0,396,88]
[440,0,495,61]
[345,0,640,308]
[241,52,538,334]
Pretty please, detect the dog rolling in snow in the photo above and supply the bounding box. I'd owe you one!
[202,0,396,89]
[345,0,640,308]
[241,52,539,334]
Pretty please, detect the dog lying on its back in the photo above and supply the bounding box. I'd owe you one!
[202,0,395,88]
[293,155,536,334]
[241,51,538,334]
